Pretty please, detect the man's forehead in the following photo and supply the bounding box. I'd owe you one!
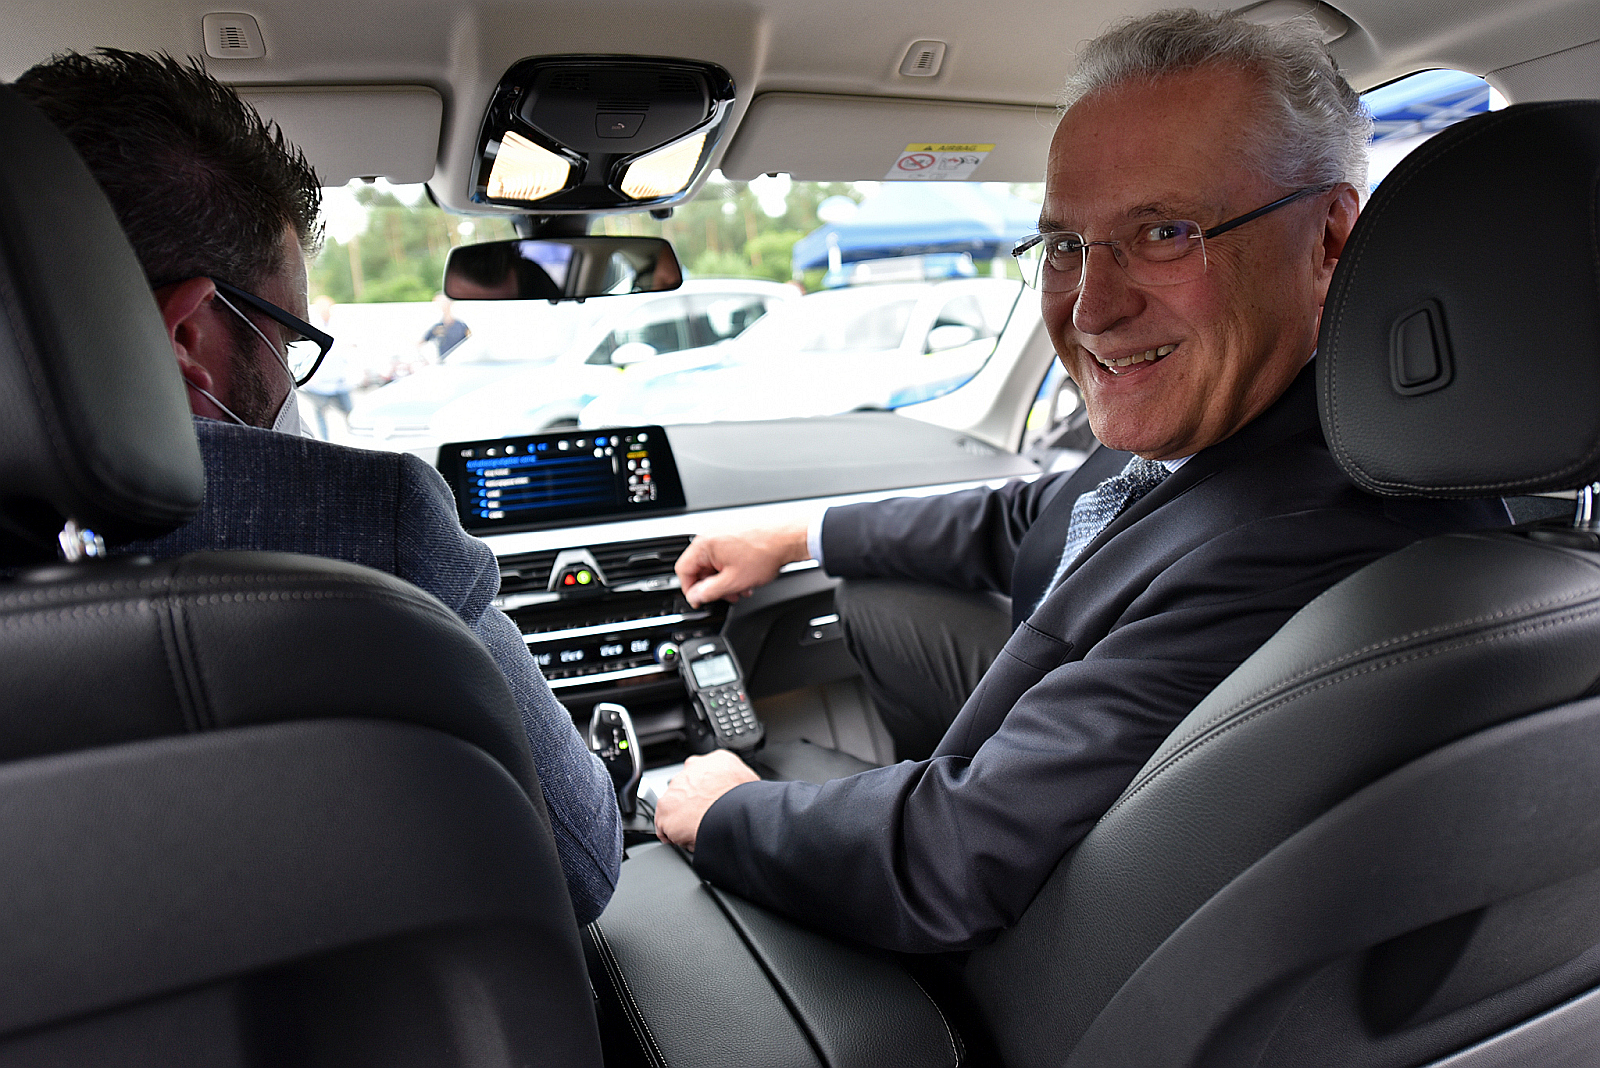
[1040,66,1265,225]
[1038,194,1213,233]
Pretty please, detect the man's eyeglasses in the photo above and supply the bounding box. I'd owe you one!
[1011,184,1335,294]
[209,278,334,386]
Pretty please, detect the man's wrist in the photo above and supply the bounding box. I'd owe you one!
[805,509,828,567]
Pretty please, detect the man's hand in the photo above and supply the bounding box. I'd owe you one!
[655,749,760,850]
[674,522,811,607]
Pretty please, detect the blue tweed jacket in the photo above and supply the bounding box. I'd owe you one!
[126,418,623,924]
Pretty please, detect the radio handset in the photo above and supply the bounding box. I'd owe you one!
[672,636,763,752]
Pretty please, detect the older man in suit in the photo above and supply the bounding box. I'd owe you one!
[655,9,1508,952]
[13,50,623,926]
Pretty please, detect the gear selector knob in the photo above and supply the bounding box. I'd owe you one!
[589,701,643,817]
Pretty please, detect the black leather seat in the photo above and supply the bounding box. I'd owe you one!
[0,86,601,1066]
[964,99,1600,1068]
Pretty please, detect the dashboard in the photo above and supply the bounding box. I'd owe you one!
[465,412,1038,763]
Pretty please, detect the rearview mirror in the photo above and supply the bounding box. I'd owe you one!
[443,237,682,301]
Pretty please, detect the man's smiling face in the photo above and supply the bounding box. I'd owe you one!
[1041,64,1351,460]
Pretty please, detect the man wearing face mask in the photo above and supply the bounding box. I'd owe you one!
[12,50,624,926]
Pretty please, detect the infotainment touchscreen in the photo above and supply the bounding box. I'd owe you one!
[437,425,686,533]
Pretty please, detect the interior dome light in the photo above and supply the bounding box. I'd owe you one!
[486,131,572,201]
[620,132,707,200]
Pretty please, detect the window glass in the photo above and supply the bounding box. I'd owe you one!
[312,175,1034,450]
[1364,69,1502,190]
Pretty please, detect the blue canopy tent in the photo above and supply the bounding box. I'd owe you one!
[1364,68,1491,143]
[790,182,1041,275]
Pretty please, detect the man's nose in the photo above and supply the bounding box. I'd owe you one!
[1071,243,1143,336]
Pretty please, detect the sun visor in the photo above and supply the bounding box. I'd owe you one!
[716,92,1059,183]
[240,86,443,185]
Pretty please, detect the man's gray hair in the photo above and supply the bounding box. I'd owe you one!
[1063,8,1371,194]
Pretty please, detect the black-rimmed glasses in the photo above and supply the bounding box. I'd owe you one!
[1011,184,1335,293]
[209,278,334,386]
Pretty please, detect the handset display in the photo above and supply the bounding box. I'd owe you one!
[676,635,763,751]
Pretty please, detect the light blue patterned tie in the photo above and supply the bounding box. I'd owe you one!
[1036,456,1170,611]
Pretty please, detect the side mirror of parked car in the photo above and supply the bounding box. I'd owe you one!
[610,341,660,368]
[444,237,683,301]
[925,323,979,352]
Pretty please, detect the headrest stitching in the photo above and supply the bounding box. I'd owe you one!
[1326,101,1600,494]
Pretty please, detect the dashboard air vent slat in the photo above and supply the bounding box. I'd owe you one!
[590,535,693,584]
[498,549,560,594]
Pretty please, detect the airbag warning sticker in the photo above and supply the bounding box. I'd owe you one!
[886,143,994,180]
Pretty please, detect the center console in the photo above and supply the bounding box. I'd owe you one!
[490,537,728,750]
[441,425,726,755]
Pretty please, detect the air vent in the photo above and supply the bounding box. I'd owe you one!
[658,73,700,93]
[899,40,947,78]
[550,72,591,92]
[498,549,560,595]
[598,99,651,112]
[202,13,266,59]
[590,535,694,584]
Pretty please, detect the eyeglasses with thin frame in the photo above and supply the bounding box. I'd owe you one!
[1011,184,1336,294]
[208,278,335,387]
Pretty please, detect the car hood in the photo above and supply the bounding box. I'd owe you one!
[348,362,545,425]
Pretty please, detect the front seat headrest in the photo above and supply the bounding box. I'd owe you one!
[0,85,204,564]
[1321,100,1600,498]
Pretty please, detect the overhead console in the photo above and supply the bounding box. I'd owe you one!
[469,56,737,213]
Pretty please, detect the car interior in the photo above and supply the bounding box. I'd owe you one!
[6,0,1600,1064]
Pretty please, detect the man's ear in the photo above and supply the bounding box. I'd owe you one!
[152,277,225,409]
[1314,183,1362,308]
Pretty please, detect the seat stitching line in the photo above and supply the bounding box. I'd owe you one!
[170,576,218,731]
[1154,585,1600,760]
[587,922,668,1068]
[151,590,202,733]
[1108,606,1600,818]
[904,972,963,1068]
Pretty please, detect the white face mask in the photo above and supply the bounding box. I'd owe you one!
[186,379,306,437]
[204,286,311,437]
[269,386,307,437]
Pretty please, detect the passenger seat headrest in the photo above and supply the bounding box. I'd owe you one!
[0,85,204,565]
[1321,100,1600,498]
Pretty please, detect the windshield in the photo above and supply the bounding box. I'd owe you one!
[306,176,1035,454]
[738,290,919,354]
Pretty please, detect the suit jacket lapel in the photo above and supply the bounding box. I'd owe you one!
[1025,361,1323,614]
[1010,442,1132,627]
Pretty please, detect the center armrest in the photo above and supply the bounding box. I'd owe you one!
[587,841,961,1068]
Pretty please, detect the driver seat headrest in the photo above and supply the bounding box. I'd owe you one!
[1321,99,1600,498]
[0,84,204,566]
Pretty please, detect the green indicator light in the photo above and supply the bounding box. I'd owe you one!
[618,739,629,749]
[577,570,592,584]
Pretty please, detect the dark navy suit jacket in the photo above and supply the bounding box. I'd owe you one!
[125,418,623,924]
[693,367,1508,952]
